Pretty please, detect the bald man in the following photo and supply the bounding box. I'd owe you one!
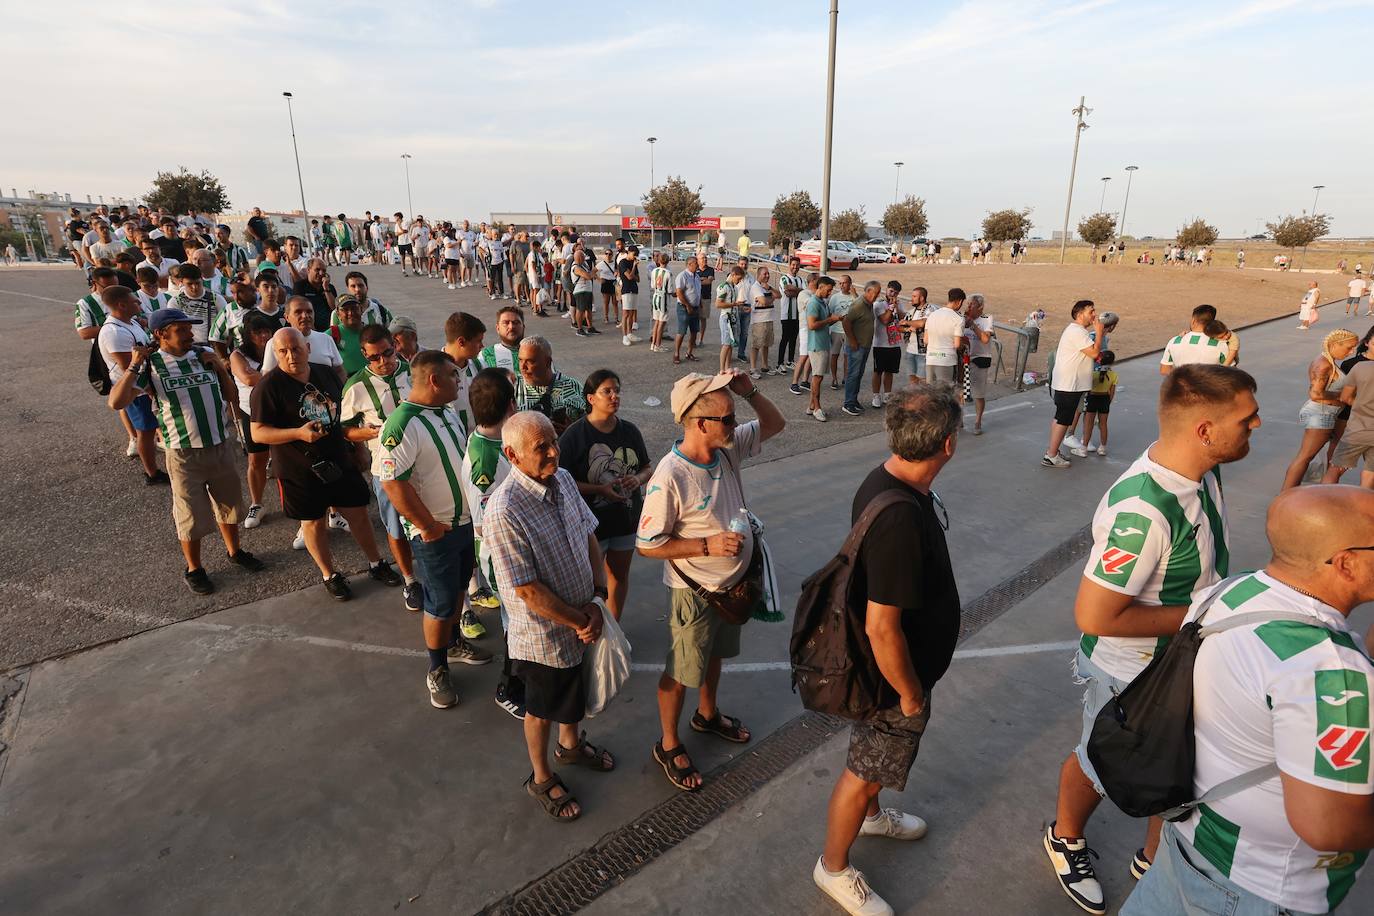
[1124,485,1374,916]
[252,327,401,600]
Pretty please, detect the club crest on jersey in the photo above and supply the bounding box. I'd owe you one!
[1315,669,1371,782]
[1095,511,1150,586]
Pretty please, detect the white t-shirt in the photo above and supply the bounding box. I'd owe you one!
[97,316,150,386]
[1161,332,1229,369]
[443,237,461,260]
[1052,322,1095,392]
[1176,572,1374,913]
[1348,278,1367,298]
[923,306,966,366]
[965,315,994,359]
[904,302,936,355]
[260,329,343,372]
[461,230,476,254]
[872,299,902,349]
[137,257,179,282]
[747,278,777,326]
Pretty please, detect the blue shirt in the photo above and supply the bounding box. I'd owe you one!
[674,270,701,308]
[806,294,832,351]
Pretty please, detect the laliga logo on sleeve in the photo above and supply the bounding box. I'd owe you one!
[1315,669,1371,782]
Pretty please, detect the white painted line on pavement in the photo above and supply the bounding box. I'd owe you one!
[1,582,177,628]
[628,640,1078,674]
[981,400,1036,417]
[0,288,74,305]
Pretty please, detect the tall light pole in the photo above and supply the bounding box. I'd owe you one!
[1119,165,1139,241]
[1311,184,1325,215]
[1058,96,1091,264]
[282,92,308,219]
[893,161,904,205]
[1098,176,1111,212]
[818,0,840,273]
[646,137,657,197]
[400,154,414,217]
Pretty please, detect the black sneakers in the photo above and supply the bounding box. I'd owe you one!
[447,637,493,665]
[403,581,423,612]
[145,470,170,486]
[494,683,526,719]
[367,560,403,587]
[1043,823,1105,914]
[184,568,214,595]
[227,550,265,572]
[324,573,352,601]
[1130,848,1152,880]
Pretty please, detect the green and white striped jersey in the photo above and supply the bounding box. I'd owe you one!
[1079,447,1230,680]
[216,242,249,273]
[477,341,519,373]
[340,360,412,468]
[203,273,232,301]
[137,348,229,449]
[459,430,509,535]
[329,297,392,330]
[377,401,470,539]
[1161,332,1228,367]
[137,289,171,317]
[208,302,249,348]
[447,359,479,432]
[74,293,106,331]
[1178,572,1373,912]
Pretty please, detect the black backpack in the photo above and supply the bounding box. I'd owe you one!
[88,340,112,396]
[790,490,917,720]
[1086,577,1313,820]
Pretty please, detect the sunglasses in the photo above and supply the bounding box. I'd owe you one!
[692,413,737,427]
[365,347,396,363]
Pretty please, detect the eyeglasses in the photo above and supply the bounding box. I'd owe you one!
[692,413,737,427]
[931,490,949,531]
[1326,545,1374,565]
[365,347,396,363]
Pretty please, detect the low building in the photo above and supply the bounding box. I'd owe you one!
[490,203,775,250]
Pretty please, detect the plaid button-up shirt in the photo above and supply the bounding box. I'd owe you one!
[483,465,597,668]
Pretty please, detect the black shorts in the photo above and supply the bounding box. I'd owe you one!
[872,347,901,374]
[398,243,413,254]
[512,657,586,724]
[1084,394,1112,415]
[445,258,460,267]
[600,280,617,296]
[573,291,594,312]
[1052,389,1086,426]
[277,468,370,521]
[238,414,268,454]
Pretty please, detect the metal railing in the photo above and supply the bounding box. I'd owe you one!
[992,322,1040,390]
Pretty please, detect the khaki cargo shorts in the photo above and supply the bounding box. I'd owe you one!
[665,587,742,688]
[167,441,245,541]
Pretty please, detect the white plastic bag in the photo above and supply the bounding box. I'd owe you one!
[583,599,632,718]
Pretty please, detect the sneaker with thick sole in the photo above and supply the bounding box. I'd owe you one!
[1043,824,1105,915]
[184,568,215,595]
[292,528,307,550]
[1070,446,1089,458]
[427,666,458,709]
[227,550,266,573]
[623,335,632,346]
[242,503,263,529]
[459,609,487,640]
[494,684,526,719]
[1097,446,1108,457]
[841,404,862,417]
[403,581,423,612]
[812,856,893,916]
[627,334,643,343]
[327,511,350,531]
[790,383,805,395]
[1063,434,1084,451]
[324,573,352,601]
[368,561,403,587]
[1129,849,1151,880]
[830,380,840,391]
[145,470,170,486]
[858,808,928,841]
[1042,454,1072,469]
[812,408,828,422]
[125,439,138,458]
[871,395,883,408]
[447,637,493,665]
[470,587,501,609]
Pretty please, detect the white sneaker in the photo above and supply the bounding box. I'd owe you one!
[812,857,893,916]
[627,334,643,343]
[328,511,350,531]
[1070,446,1089,458]
[812,408,828,422]
[447,283,456,290]
[632,321,640,330]
[125,438,138,458]
[242,503,263,530]
[1063,434,1084,451]
[858,807,928,840]
[623,335,632,346]
[871,395,883,408]
[1096,445,1108,457]
[292,528,307,550]
[1042,453,1072,469]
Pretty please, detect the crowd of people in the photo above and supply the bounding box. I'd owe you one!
[65,204,1374,916]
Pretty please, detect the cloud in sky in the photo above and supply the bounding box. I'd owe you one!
[10,0,1373,236]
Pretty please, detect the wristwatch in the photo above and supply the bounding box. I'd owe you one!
[742,387,759,399]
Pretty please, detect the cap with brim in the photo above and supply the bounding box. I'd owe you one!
[388,315,418,333]
[670,372,735,424]
[216,224,230,232]
[335,294,360,309]
[255,262,279,275]
[148,307,203,331]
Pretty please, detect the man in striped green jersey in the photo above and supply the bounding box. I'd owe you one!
[108,307,265,595]
[1045,364,1262,915]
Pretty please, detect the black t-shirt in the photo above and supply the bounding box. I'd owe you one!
[694,266,716,303]
[246,215,270,243]
[293,280,336,331]
[851,465,961,703]
[250,364,350,482]
[557,416,650,540]
[617,257,640,294]
[156,235,187,262]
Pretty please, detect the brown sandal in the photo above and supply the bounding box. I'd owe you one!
[653,741,701,792]
[555,732,616,771]
[525,772,580,821]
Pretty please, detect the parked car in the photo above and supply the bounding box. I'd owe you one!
[795,240,860,270]
[864,243,906,263]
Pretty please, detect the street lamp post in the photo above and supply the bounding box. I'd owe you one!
[893,161,904,205]
[646,137,657,195]
[818,0,840,273]
[282,92,308,220]
[1118,165,1139,242]
[1311,184,1325,215]
[400,154,414,217]
[1058,96,1091,265]
[1098,176,1111,212]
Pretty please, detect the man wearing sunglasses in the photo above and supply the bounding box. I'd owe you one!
[638,370,784,793]
[1123,485,1374,916]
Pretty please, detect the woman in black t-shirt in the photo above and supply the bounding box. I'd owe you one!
[557,369,652,620]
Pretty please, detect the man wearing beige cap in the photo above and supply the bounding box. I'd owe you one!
[637,370,785,791]
[389,315,422,361]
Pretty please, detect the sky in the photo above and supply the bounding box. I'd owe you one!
[10,0,1374,237]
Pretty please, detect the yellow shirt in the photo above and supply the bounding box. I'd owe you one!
[737,234,751,257]
[1090,368,1117,395]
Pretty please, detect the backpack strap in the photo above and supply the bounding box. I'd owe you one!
[840,490,920,560]
[1198,609,1317,638]
[1162,764,1278,822]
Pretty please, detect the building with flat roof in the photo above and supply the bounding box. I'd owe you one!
[490,203,775,249]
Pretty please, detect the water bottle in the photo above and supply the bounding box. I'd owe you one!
[729,508,750,535]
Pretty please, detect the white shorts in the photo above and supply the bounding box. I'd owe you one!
[621,292,638,311]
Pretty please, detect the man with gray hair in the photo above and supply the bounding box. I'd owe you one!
[482,410,615,821]
[840,280,880,416]
[815,384,963,916]
[515,335,588,435]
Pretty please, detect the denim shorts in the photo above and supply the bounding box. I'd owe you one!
[598,533,636,553]
[408,523,475,621]
[371,475,405,540]
[676,305,700,337]
[1297,399,1342,430]
[905,351,925,378]
[1073,649,1129,796]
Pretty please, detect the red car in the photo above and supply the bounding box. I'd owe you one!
[795,241,859,270]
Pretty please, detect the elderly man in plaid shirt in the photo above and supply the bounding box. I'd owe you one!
[483,411,616,822]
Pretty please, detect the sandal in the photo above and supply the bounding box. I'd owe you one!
[673,357,682,365]
[555,731,616,771]
[685,353,700,362]
[690,710,751,744]
[525,772,580,821]
[653,741,701,792]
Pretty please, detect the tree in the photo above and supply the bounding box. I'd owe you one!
[1077,212,1117,259]
[829,207,868,244]
[981,208,1033,260]
[1175,217,1219,250]
[1267,213,1331,271]
[882,195,929,247]
[144,167,231,216]
[772,190,821,249]
[641,175,704,249]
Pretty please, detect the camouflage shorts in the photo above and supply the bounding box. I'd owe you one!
[845,693,933,791]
